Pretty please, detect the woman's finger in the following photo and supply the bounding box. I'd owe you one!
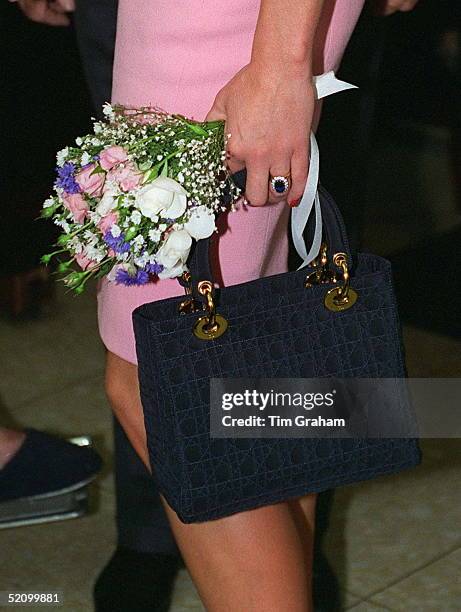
[55,0,76,11]
[377,0,419,16]
[17,0,70,25]
[399,0,419,11]
[245,156,270,207]
[287,147,309,208]
[268,157,292,204]
[221,126,245,176]
[226,150,246,176]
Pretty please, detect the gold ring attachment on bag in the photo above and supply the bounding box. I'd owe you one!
[324,253,358,312]
[304,243,337,287]
[193,280,228,340]
[178,271,203,315]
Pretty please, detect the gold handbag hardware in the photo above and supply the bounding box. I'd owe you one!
[304,242,337,287]
[305,245,358,312]
[324,252,358,312]
[193,280,228,340]
[178,271,203,315]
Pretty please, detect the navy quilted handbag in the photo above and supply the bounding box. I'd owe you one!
[132,136,420,523]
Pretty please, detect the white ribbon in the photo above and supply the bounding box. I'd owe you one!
[291,71,356,268]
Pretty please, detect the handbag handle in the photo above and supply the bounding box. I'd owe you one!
[184,131,354,290]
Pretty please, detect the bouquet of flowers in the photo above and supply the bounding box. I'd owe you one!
[41,105,240,293]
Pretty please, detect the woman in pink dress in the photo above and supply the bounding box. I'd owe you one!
[100,0,365,608]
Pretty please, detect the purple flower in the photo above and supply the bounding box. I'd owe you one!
[115,268,150,286]
[103,230,131,254]
[55,162,81,194]
[144,262,164,274]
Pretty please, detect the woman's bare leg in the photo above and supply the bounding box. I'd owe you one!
[289,495,318,577]
[164,497,315,612]
[104,351,149,467]
[104,350,316,611]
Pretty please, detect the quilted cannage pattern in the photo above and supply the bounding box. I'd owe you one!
[133,253,421,523]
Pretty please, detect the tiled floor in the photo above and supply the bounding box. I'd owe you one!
[1,124,460,611]
[0,281,460,611]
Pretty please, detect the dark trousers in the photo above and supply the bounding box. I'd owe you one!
[113,417,179,555]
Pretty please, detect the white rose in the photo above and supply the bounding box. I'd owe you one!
[136,177,188,221]
[158,262,188,279]
[96,183,118,216]
[156,230,192,278]
[184,206,216,240]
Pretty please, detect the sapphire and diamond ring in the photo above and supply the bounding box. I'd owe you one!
[269,173,291,196]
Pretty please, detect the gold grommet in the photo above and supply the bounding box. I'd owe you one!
[193,314,228,340]
[324,286,358,312]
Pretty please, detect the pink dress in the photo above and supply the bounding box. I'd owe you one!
[97,0,365,365]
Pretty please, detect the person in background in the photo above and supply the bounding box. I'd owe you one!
[1,0,91,317]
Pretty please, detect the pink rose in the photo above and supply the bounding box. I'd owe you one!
[62,193,89,224]
[75,163,105,197]
[75,252,97,271]
[99,146,129,171]
[107,162,142,192]
[97,211,118,235]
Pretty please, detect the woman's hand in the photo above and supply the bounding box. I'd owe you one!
[206,0,326,208]
[206,60,315,208]
[372,0,419,16]
[10,0,75,26]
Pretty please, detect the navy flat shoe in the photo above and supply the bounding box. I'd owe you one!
[0,428,102,503]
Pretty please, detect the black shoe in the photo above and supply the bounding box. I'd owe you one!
[313,550,342,612]
[93,547,181,612]
[0,429,102,503]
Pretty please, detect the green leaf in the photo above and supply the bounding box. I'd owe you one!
[160,159,168,176]
[143,166,159,183]
[90,165,106,176]
[186,122,208,137]
[203,119,224,130]
[138,160,153,171]
[125,227,137,241]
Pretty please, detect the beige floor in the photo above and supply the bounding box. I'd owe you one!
[0,280,460,612]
